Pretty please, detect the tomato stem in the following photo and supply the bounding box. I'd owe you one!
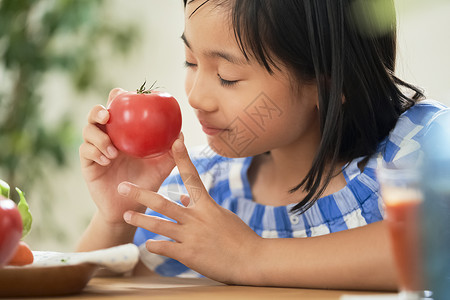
[137,80,159,94]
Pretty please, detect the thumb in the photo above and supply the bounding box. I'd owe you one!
[107,88,127,107]
[172,136,205,205]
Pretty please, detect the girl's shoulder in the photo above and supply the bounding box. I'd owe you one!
[379,99,449,165]
[335,99,450,229]
[343,99,449,193]
[397,99,449,129]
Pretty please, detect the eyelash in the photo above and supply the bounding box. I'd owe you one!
[217,74,238,87]
[184,61,239,87]
[184,61,197,68]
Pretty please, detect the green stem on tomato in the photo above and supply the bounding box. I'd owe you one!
[136,80,159,94]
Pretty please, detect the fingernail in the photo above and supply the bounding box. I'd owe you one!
[178,132,184,141]
[98,109,108,120]
[107,146,118,158]
[123,211,132,223]
[180,194,191,207]
[100,155,110,165]
[173,139,185,152]
[145,239,155,249]
[118,182,130,196]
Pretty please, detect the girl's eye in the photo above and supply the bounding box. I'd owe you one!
[218,74,239,87]
[184,61,197,68]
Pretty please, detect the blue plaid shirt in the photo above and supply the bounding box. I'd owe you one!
[134,99,449,278]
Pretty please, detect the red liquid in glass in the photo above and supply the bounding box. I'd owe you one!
[385,200,423,291]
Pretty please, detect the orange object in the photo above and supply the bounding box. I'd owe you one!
[7,241,34,266]
[385,200,423,291]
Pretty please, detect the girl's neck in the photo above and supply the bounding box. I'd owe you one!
[248,137,347,207]
[248,134,319,206]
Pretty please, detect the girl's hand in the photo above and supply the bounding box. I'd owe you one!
[79,88,176,226]
[120,137,262,284]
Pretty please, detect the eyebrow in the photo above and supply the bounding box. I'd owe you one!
[181,33,248,66]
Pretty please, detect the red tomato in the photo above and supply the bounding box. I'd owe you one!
[0,197,23,267]
[106,89,182,158]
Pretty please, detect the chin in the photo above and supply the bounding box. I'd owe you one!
[206,136,268,158]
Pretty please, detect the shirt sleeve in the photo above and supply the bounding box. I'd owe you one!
[381,99,449,168]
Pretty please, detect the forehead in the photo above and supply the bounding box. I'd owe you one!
[183,0,234,46]
[185,0,231,19]
[183,0,293,80]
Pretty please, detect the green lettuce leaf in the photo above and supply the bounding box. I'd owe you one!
[0,179,10,198]
[16,187,32,238]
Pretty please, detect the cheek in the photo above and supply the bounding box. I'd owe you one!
[184,72,194,97]
[205,99,288,158]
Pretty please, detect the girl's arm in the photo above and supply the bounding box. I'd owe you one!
[77,88,177,253]
[246,220,397,290]
[77,210,157,277]
[77,211,136,252]
[120,137,398,290]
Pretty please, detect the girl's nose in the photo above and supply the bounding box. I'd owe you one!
[185,72,219,113]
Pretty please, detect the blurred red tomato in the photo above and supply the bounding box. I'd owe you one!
[106,88,182,158]
[0,197,23,267]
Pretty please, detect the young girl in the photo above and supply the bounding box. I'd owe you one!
[78,0,448,290]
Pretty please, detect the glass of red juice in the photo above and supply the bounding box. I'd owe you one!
[377,165,430,300]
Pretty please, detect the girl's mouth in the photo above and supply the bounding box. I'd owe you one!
[201,125,226,136]
[199,121,228,136]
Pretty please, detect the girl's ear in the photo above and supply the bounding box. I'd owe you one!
[310,83,320,109]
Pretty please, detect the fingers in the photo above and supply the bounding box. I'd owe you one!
[87,105,110,125]
[171,135,205,204]
[88,87,127,125]
[177,131,185,143]
[118,182,186,223]
[123,213,182,242]
[79,142,111,167]
[108,88,127,107]
[145,240,182,261]
[81,95,121,166]
[82,124,118,160]
[180,195,191,207]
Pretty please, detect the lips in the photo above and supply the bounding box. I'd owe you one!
[199,120,228,136]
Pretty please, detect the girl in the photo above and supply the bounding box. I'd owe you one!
[78,0,448,290]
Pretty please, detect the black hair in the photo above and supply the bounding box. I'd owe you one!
[183,0,424,214]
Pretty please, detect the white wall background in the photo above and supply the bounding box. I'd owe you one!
[395,0,450,102]
[27,0,450,252]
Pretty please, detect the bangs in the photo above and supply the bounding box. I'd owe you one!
[184,0,314,79]
[231,1,315,80]
[231,1,278,73]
